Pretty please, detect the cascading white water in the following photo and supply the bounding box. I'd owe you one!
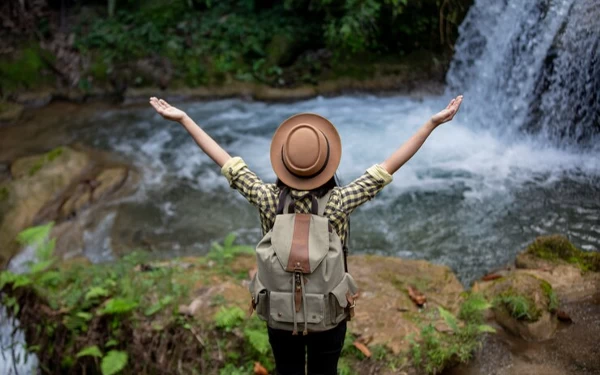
[447,0,599,146]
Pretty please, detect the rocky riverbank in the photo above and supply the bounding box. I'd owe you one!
[1,226,599,374]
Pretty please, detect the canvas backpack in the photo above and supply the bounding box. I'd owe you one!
[249,188,359,335]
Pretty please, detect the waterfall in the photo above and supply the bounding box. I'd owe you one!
[446,0,599,147]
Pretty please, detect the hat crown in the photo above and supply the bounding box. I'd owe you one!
[282,124,329,177]
[270,113,341,190]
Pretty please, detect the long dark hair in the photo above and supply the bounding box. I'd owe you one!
[276,174,340,198]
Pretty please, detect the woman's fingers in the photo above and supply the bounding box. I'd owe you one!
[149,98,163,113]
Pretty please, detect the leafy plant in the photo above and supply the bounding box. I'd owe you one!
[100,298,139,315]
[208,233,254,268]
[76,345,103,358]
[101,350,128,375]
[214,306,245,331]
[410,293,496,374]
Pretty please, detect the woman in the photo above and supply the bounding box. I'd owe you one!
[149,95,463,374]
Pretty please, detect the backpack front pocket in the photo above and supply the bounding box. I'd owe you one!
[269,291,325,324]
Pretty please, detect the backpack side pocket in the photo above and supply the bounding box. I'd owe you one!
[329,273,359,324]
[250,275,269,321]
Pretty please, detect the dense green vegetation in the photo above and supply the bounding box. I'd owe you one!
[1,0,471,96]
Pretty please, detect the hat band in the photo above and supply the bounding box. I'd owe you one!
[281,136,330,180]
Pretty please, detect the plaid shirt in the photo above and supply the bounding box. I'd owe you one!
[221,157,393,245]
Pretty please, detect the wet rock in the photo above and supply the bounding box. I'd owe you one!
[0,147,137,267]
[14,90,54,108]
[91,168,128,201]
[0,147,90,267]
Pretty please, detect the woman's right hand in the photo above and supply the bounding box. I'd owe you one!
[149,97,188,122]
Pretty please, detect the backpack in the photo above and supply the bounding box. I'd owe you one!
[249,188,359,335]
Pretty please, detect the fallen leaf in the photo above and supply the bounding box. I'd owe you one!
[481,273,503,281]
[407,285,426,307]
[353,341,372,358]
[254,361,269,375]
[557,310,572,323]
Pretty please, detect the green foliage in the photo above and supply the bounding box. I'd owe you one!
[540,280,559,313]
[208,233,254,272]
[100,298,139,315]
[101,350,128,375]
[64,0,469,90]
[494,292,539,321]
[76,345,103,358]
[0,224,194,373]
[410,293,495,374]
[85,286,111,300]
[219,363,248,375]
[458,293,491,324]
[0,46,49,95]
[337,357,356,375]
[214,306,245,331]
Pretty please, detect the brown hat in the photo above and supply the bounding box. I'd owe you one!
[270,113,342,191]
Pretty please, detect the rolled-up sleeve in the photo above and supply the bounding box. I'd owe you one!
[221,157,278,216]
[337,164,392,214]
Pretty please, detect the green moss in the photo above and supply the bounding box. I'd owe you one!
[540,280,559,313]
[46,147,64,162]
[27,147,65,176]
[526,235,600,272]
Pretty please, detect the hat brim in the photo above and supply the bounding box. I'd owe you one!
[270,113,341,191]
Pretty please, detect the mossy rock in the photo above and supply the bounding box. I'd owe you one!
[517,235,600,272]
[0,147,90,267]
[483,273,559,341]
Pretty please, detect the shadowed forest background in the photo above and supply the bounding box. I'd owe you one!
[0,0,470,95]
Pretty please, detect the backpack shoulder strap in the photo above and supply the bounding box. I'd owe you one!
[316,190,333,216]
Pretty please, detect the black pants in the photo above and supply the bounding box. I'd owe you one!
[267,321,347,375]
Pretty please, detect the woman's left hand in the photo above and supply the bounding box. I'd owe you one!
[430,95,463,126]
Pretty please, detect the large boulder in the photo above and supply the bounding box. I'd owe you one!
[0,147,90,267]
[0,146,137,267]
[474,273,559,341]
[515,235,600,302]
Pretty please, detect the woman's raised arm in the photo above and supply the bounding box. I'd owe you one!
[149,97,232,167]
[380,95,463,175]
